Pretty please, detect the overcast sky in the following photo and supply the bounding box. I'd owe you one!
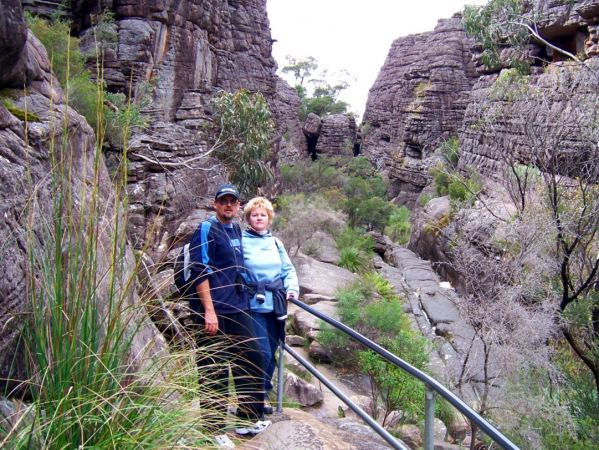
[266,0,488,118]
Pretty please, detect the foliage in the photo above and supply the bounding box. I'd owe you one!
[462,0,534,73]
[463,0,593,75]
[439,136,460,169]
[337,247,371,274]
[2,73,229,449]
[344,171,390,231]
[551,342,599,448]
[299,85,349,120]
[335,227,374,274]
[281,156,391,231]
[26,14,86,86]
[359,331,429,426]
[420,193,435,207]
[432,166,482,207]
[26,14,147,149]
[318,279,413,364]
[385,206,412,244]
[281,156,348,199]
[318,278,428,425]
[335,226,374,254]
[362,272,396,300]
[281,56,352,120]
[281,55,318,86]
[207,89,275,197]
[472,60,599,423]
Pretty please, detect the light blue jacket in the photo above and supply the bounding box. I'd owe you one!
[242,229,299,314]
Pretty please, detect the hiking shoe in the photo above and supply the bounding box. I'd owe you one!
[264,402,274,415]
[214,434,235,449]
[235,419,271,435]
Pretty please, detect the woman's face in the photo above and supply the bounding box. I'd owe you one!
[248,207,270,232]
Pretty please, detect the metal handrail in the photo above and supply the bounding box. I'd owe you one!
[276,297,519,450]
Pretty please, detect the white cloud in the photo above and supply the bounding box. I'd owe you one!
[266,0,488,118]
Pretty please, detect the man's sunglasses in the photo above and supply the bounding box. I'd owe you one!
[216,197,239,206]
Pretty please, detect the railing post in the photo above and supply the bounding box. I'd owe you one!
[424,385,435,450]
[277,340,285,413]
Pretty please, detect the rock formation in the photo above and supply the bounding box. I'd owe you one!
[0,0,169,393]
[361,14,479,209]
[21,0,308,259]
[362,1,599,212]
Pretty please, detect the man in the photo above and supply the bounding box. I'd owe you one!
[188,183,270,438]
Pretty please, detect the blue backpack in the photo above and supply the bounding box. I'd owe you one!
[173,219,242,299]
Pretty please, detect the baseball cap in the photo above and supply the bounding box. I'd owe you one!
[215,184,240,200]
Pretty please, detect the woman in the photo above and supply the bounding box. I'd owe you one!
[242,197,299,413]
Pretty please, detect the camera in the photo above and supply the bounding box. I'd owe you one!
[236,272,249,294]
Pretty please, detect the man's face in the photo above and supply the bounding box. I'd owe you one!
[214,194,240,224]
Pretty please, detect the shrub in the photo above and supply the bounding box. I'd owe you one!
[420,193,435,207]
[335,227,374,255]
[363,272,396,300]
[439,136,460,169]
[318,279,416,369]
[385,205,412,244]
[273,193,344,257]
[337,247,371,274]
[207,89,275,197]
[281,156,348,197]
[358,331,429,426]
[27,14,146,149]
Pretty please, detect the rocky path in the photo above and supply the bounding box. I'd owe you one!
[238,346,397,450]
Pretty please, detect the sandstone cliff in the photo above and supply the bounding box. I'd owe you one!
[361,14,479,209]
[0,0,169,393]
[360,0,599,287]
[22,0,307,258]
[361,1,599,211]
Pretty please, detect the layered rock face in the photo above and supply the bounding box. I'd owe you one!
[20,0,307,256]
[0,1,169,393]
[459,1,599,179]
[361,14,479,208]
[302,113,357,159]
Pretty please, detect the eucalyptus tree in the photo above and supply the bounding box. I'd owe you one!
[206,89,275,197]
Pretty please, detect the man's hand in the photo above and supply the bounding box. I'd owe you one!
[203,310,219,335]
[197,279,218,335]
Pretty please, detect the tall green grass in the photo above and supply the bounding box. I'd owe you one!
[0,17,234,450]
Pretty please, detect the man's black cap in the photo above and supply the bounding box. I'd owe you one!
[214,184,240,200]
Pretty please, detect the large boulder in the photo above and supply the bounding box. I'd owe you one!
[295,254,358,297]
[283,371,324,407]
[292,301,339,337]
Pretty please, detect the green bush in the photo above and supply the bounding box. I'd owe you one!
[281,156,348,199]
[359,331,429,426]
[432,166,482,207]
[363,272,396,300]
[208,89,275,197]
[337,246,371,274]
[420,193,435,207]
[385,205,412,244]
[439,136,460,169]
[433,168,450,197]
[26,14,85,87]
[319,279,416,368]
[335,227,374,255]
